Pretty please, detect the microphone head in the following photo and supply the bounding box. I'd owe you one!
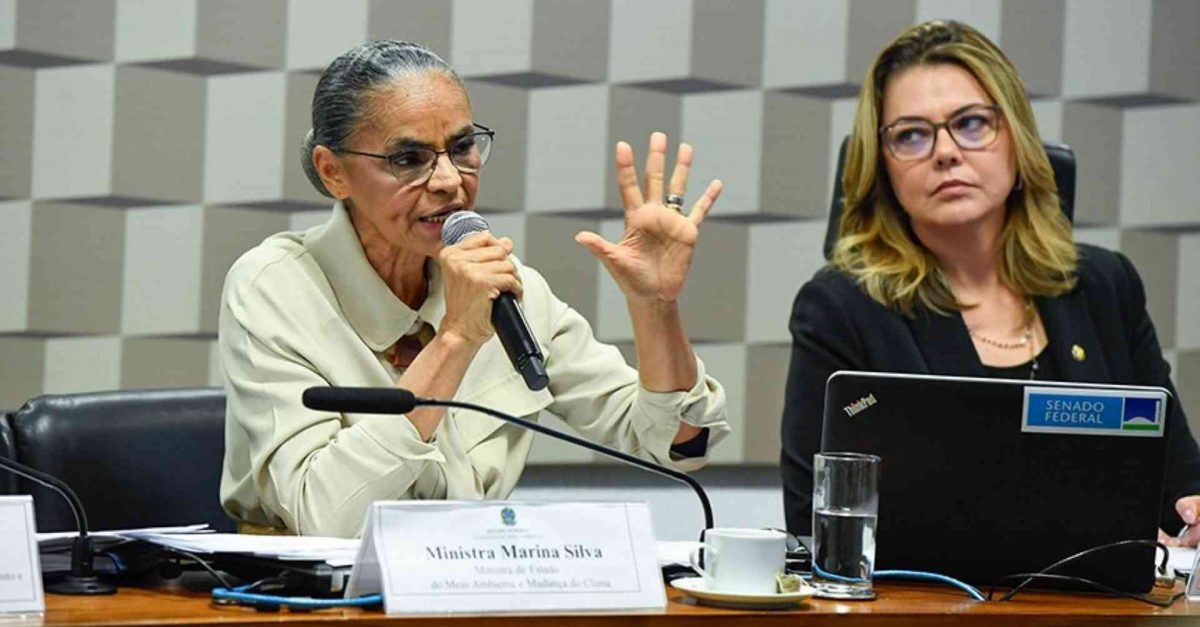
[302,386,418,414]
[441,210,489,246]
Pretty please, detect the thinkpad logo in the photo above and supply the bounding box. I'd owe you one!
[842,393,877,417]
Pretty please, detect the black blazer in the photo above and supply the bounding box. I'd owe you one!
[781,244,1200,535]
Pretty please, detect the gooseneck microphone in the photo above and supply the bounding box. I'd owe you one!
[0,456,116,594]
[301,386,714,531]
[441,211,549,391]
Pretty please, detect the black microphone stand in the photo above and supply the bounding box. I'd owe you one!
[0,456,116,594]
[410,396,714,531]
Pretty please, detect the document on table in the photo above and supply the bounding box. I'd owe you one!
[37,523,211,543]
[122,531,360,567]
[656,541,699,567]
[1166,546,1197,575]
[37,525,359,567]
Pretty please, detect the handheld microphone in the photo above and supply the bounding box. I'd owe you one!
[441,211,549,391]
[0,456,116,594]
[301,386,714,531]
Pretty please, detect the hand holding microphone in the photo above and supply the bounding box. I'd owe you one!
[437,229,521,347]
[441,211,549,390]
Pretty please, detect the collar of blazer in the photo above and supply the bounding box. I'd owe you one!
[904,287,1110,383]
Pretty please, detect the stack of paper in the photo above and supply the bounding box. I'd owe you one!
[121,530,360,567]
[37,525,359,568]
[656,541,699,567]
[37,523,211,544]
[1166,546,1197,575]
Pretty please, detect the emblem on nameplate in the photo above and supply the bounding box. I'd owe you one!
[501,507,516,526]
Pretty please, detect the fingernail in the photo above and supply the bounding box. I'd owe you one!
[1185,508,1196,525]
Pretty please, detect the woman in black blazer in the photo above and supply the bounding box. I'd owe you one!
[781,21,1200,546]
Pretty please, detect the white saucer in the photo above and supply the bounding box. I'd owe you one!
[670,577,816,609]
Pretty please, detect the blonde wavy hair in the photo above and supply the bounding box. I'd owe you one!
[832,20,1077,316]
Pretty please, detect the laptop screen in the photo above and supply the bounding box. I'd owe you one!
[820,370,1171,593]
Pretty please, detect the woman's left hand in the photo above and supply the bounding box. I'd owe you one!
[575,132,722,303]
[1159,495,1200,547]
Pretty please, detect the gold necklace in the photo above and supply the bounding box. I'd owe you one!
[969,326,1033,350]
[968,298,1036,347]
[968,299,1040,379]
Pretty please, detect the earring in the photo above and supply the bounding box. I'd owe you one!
[1013,173,1024,192]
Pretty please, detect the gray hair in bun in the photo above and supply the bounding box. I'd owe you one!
[301,40,461,198]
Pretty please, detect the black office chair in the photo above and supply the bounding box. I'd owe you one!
[0,411,16,495]
[822,136,1077,259]
[9,388,235,532]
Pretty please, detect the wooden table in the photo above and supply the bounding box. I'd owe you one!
[32,580,1200,626]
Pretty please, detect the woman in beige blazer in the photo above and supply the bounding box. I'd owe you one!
[218,40,731,537]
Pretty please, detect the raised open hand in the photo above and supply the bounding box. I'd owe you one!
[575,132,722,303]
[437,232,520,346]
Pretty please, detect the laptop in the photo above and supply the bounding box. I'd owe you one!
[821,370,1172,593]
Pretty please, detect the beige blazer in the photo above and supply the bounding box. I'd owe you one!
[218,202,730,537]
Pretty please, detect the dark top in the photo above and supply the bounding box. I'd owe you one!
[781,244,1200,535]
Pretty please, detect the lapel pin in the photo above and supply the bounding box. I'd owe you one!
[1071,344,1086,362]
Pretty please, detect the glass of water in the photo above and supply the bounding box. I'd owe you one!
[812,452,880,600]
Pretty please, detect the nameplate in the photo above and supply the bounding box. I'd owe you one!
[346,501,665,614]
[0,496,45,615]
[1022,386,1167,437]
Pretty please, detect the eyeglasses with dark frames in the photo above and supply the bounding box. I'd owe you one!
[879,105,1002,162]
[339,123,495,187]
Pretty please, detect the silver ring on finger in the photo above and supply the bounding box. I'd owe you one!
[664,194,685,213]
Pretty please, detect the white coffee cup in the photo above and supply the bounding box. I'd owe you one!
[688,527,787,594]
